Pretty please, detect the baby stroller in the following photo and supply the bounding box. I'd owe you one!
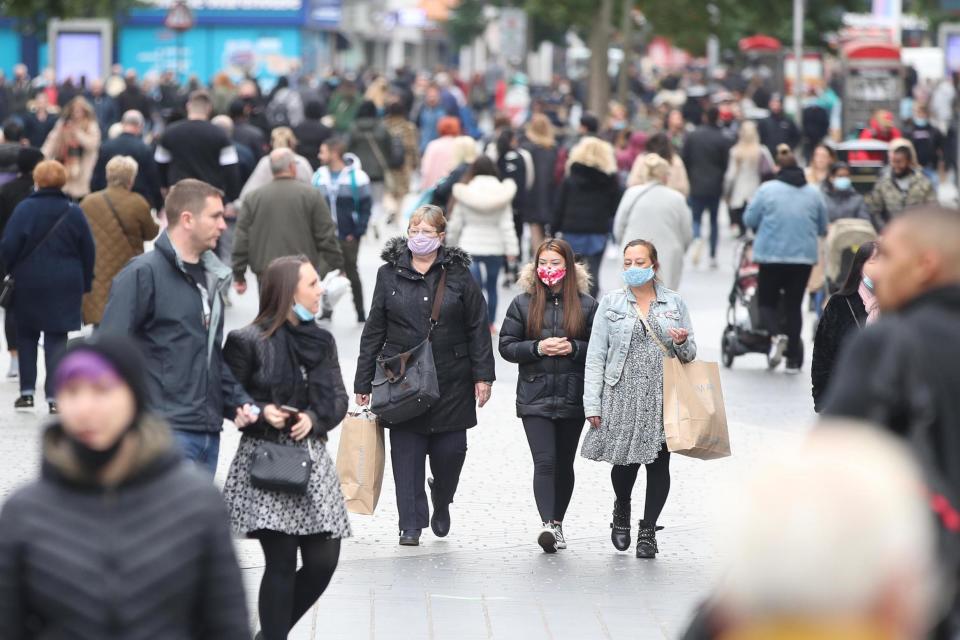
[824,218,878,293]
[720,238,776,368]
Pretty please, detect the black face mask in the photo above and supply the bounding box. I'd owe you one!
[68,434,126,472]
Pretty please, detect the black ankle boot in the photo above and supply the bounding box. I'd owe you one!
[610,500,631,551]
[428,477,451,537]
[636,520,659,559]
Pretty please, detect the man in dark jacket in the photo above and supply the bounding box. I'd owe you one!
[682,107,730,268]
[0,118,24,186]
[155,91,241,202]
[758,94,800,158]
[100,179,256,473]
[823,205,960,638]
[824,205,960,468]
[86,78,119,135]
[295,100,333,170]
[90,110,163,210]
[229,98,268,162]
[0,335,250,639]
[233,148,343,289]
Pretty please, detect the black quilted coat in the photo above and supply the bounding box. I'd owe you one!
[354,237,496,434]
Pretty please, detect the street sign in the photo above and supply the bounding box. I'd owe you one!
[164,1,195,32]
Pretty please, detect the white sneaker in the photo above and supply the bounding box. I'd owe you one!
[691,239,703,267]
[768,335,787,370]
[6,355,18,379]
[537,524,558,554]
[784,365,802,375]
[553,523,567,550]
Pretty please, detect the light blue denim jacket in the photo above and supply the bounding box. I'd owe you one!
[583,285,697,417]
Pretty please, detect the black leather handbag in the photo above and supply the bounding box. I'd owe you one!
[371,267,446,424]
[250,439,315,494]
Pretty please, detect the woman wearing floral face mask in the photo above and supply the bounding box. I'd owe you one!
[581,239,696,559]
[354,205,496,547]
[499,239,598,553]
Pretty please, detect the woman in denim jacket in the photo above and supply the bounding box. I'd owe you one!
[581,239,696,559]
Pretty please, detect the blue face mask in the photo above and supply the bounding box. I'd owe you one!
[863,275,875,291]
[833,176,852,191]
[292,303,315,322]
[622,266,655,287]
[914,118,928,127]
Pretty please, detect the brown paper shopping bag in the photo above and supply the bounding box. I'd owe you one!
[336,410,386,515]
[662,357,731,460]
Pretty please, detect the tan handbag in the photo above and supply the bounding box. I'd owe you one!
[335,409,386,514]
[637,310,731,460]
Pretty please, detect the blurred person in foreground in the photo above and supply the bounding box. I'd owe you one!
[100,179,257,473]
[683,425,938,640]
[0,160,95,414]
[0,335,250,639]
[80,155,159,327]
[824,205,960,638]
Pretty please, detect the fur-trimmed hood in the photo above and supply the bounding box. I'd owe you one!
[41,415,179,489]
[381,236,472,269]
[517,262,591,295]
[452,175,517,211]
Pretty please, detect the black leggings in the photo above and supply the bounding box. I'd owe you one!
[610,443,671,526]
[256,531,341,640]
[522,416,585,523]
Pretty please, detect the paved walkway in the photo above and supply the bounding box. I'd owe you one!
[0,216,818,639]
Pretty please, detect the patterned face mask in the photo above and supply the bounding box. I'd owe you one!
[537,265,567,287]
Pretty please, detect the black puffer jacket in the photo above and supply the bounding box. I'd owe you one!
[224,322,349,439]
[0,418,250,640]
[553,162,624,235]
[811,292,867,413]
[681,124,731,198]
[355,237,496,433]
[499,263,598,419]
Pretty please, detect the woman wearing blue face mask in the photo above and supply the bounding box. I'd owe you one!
[811,241,880,413]
[581,239,696,559]
[222,255,351,640]
[821,162,872,225]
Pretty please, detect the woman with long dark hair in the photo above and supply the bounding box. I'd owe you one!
[811,241,880,413]
[499,239,598,553]
[222,255,350,640]
[582,239,696,559]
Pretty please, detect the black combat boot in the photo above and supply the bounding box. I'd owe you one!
[610,500,631,551]
[636,520,660,559]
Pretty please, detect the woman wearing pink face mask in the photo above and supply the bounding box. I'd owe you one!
[499,239,598,553]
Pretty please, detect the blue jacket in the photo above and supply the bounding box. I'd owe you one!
[583,285,696,418]
[0,188,95,333]
[417,104,448,153]
[744,174,829,265]
[99,232,252,433]
[311,155,373,240]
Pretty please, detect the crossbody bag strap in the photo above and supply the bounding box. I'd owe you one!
[101,193,138,252]
[12,203,72,271]
[635,304,672,357]
[364,131,389,172]
[427,266,448,339]
[845,297,863,329]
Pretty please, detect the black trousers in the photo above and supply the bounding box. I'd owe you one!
[338,238,365,317]
[390,429,467,531]
[17,326,67,398]
[611,442,671,526]
[4,309,16,353]
[522,416,584,523]
[256,531,340,640]
[757,263,813,367]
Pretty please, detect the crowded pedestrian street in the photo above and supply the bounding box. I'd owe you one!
[0,219,820,638]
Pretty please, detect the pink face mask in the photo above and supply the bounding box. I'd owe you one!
[408,234,442,255]
[537,265,567,287]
